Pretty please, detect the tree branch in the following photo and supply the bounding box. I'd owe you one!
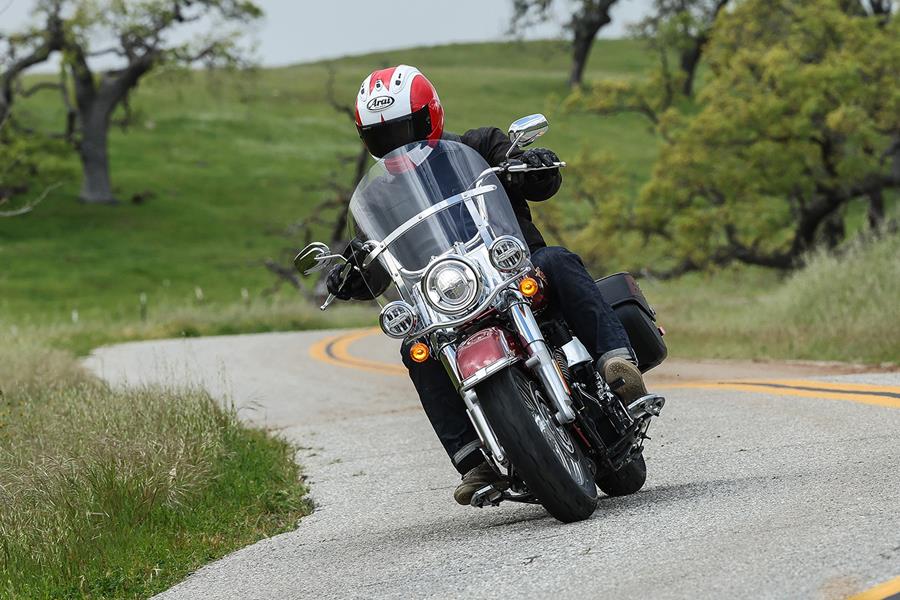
[0,182,61,217]
[15,80,61,97]
[0,4,64,120]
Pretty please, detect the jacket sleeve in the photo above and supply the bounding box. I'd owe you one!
[460,127,562,203]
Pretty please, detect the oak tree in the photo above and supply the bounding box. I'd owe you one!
[633,0,729,97]
[21,0,262,204]
[511,0,620,87]
[572,0,899,274]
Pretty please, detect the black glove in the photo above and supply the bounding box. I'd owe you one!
[325,263,353,300]
[521,147,560,170]
[506,148,560,188]
[325,238,390,301]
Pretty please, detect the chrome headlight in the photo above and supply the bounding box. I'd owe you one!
[488,236,528,272]
[379,301,417,339]
[422,257,481,315]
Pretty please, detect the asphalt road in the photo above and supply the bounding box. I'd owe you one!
[84,329,900,600]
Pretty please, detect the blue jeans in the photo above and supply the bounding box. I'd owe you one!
[402,246,632,474]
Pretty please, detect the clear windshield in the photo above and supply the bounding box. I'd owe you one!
[350,140,525,274]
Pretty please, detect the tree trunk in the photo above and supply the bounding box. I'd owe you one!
[569,29,595,88]
[77,110,117,204]
[820,211,846,249]
[567,0,617,88]
[867,189,885,229]
[679,42,703,97]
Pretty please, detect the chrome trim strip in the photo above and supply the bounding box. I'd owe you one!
[362,185,497,268]
[459,356,520,392]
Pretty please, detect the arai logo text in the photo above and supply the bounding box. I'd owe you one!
[366,96,395,111]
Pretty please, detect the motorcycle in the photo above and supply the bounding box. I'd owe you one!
[295,114,667,523]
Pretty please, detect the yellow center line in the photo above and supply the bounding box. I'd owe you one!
[847,575,900,600]
[768,379,900,393]
[661,381,900,409]
[309,328,406,377]
[309,329,900,409]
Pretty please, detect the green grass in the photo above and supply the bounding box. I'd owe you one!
[2,37,896,368]
[0,339,311,598]
[0,39,658,324]
[4,297,375,356]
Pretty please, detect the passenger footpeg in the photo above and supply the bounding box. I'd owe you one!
[627,394,666,419]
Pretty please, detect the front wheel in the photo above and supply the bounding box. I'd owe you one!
[476,366,598,523]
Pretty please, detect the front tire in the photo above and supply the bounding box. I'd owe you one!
[476,366,598,523]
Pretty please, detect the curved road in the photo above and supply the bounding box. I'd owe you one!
[84,329,900,600]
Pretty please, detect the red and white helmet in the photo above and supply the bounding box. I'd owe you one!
[355,65,444,159]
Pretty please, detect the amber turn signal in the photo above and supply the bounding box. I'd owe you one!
[409,342,430,363]
[519,276,540,298]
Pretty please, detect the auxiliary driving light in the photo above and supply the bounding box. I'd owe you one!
[488,235,528,272]
[409,342,430,363]
[379,301,417,339]
[519,276,540,298]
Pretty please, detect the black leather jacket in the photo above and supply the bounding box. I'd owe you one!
[446,127,561,251]
[340,128,562,300]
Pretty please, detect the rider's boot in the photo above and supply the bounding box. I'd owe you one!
[600,355,647,405]
[454,461,505,505]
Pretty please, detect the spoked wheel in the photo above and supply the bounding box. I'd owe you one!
[476,366,598,523]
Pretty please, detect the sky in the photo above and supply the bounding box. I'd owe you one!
[0,0,653,69]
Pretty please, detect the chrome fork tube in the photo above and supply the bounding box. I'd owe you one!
[463,390,506,465]
[438,343,506,465]
[508,302,577,424]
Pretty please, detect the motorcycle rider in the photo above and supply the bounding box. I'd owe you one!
[326,65,647,505]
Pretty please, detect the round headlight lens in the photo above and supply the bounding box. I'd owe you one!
[379,301,417,339]
[488,236,528,272]
[423,258,480,314]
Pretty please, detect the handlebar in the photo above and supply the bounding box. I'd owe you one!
[506,160,567,172]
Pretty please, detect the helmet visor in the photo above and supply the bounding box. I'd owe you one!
[358,105,432,158]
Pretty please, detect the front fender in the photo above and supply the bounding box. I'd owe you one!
[457,327,522,391]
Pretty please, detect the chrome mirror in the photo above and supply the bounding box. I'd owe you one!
[294,242,340,276]
[508,114,549,151]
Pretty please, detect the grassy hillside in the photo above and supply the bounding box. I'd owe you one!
[2,39,896,364]
[1,40,658,327]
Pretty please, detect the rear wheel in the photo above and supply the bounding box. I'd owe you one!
[476,366,598,523]
[596,453,647,497]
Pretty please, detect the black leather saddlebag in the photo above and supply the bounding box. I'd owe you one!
[595,272,667,373]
